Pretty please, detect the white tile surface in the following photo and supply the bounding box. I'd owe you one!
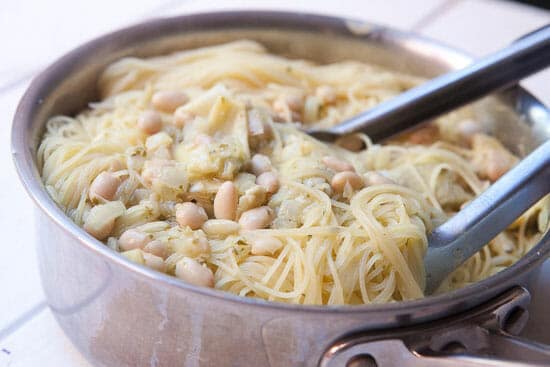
[0,82,45,331]
[418,0,550,105]
[0,0,176,88]
[159,0,447,30]
[1,0,550,366]
[418,0,550,55]
[0,308,92,367]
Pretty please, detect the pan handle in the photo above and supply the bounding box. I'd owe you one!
[320,338,550,367]
[319,287,550,367]
[319,335,550,367]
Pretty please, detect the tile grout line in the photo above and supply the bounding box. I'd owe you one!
[0,302,47,343]
[410,0,462,32]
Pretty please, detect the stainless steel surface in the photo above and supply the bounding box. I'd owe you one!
[424,140,550,294]
[308,25,550,143]
[324,340,545,367]
[10,11,550,367]
[321,287,550,366]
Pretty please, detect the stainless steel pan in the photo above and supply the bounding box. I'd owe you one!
[11,11,550,367]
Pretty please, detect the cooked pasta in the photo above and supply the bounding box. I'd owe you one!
[38,40,549,305]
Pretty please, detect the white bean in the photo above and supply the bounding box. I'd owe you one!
[214,181,238,220]
[176,202,208,230]
[331,171,364,193]
[118,229,152,251]
[143,252,167,272]
[239,206,273,230]
[363,171,395,186]
[175,257,214,288]
[256,172,279,194]
[250,154,272,176]
[143,240,168,259]
[152,91,189,112]
[138,110,162,134]
[335,135,365,152]
[202,219,240,237]
[322,156,355,172]
[89,172,120,201]
[248,235,283,255]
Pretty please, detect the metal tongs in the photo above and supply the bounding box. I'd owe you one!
[308,25,550,293]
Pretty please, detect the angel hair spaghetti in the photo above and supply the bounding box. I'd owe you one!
[38,40,549,305]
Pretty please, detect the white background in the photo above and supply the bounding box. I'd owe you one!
[1,1,549,366]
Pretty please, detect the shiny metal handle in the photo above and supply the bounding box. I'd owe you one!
[310,25,550,142]
[320,339,549,367]
[320,287,550,367]
[424,140,550,294]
